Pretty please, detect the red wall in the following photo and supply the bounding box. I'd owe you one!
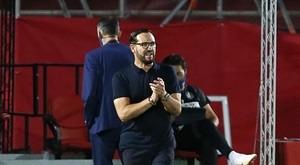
[14,16,300,164]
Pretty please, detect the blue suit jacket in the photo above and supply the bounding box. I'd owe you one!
[82,40,134,134]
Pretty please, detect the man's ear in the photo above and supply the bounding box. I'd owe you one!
[129,44,135,53]
[97,29,103,38]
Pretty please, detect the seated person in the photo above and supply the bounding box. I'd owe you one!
[162,54,256,165]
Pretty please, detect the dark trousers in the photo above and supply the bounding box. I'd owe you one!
[89,128,121,165]
[174,119,233,165]
[121,144,175,165]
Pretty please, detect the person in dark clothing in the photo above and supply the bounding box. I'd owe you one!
[162,54,257,165]
[112,29,181,165]
[81,16,134,165]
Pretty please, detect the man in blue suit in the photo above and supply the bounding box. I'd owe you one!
[82,16,134,165]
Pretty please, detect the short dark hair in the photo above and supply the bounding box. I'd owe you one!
[161,54,188,71]
[97,16,119,36]
[129,28,153,44]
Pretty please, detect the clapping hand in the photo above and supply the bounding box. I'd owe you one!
[149,77,166,101]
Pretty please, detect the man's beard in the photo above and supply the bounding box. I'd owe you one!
[138,51,155,65]
[143,59,154,65]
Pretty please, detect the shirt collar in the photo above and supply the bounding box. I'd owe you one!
[107,39,119,44]
[132,62,159,73]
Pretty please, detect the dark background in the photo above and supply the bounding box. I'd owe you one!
[12,0,300,32]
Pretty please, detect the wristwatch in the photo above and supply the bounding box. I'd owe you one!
[161,93,170,101]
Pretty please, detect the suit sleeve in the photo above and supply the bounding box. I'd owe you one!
[82,53,102,129]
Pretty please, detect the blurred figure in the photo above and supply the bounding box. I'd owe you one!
[162,54,256,165]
